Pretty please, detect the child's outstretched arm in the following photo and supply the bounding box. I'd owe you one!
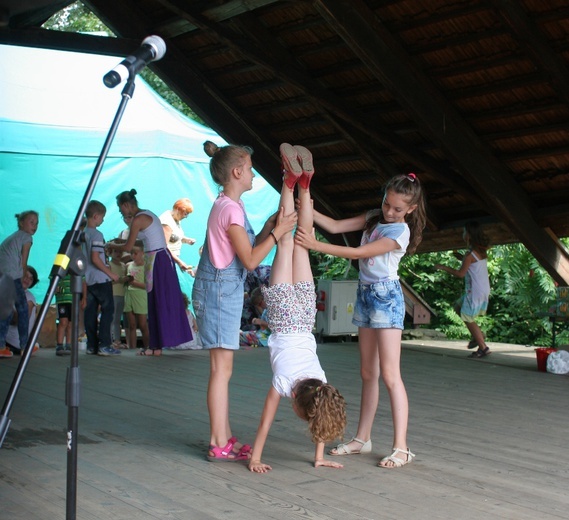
[295,227,400,260]
[314,442,343,469]
[313,210,367,235]
[249,386,281,473]
[435,252,474,279]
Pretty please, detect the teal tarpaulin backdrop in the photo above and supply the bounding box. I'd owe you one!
[0,44,280,304]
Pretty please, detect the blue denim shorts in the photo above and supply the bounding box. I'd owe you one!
[192,265,245,351]
[352,280,405,329]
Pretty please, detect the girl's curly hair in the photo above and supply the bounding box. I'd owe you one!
[293,378,346,443]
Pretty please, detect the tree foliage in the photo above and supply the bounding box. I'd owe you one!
[399,244,565,346]
[42,1,203,123]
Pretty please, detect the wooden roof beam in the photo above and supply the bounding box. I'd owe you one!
[155,0,481,220]
[494,0,569,107]
[149,1,445,225]
[4,0,71,29]
[74,0,293,199]
[315,0,569,284]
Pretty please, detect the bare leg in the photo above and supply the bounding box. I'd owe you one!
[377,328,411,467]
[128,312,137,349]
[65,321,72,345]
[208,348,235,448]
[293,182,313,284]
[329,327,379,455]
[137,314,149,349]
[466,321,489,353]
[269,156,298,287]
[56,319,68,344]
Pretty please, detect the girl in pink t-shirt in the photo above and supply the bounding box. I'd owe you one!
[192,140,296,462]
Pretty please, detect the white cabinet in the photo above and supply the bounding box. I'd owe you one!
[315,280,359,336]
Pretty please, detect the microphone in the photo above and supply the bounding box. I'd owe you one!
[103,35,166,88]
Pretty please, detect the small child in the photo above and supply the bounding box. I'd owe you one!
[168,293,202,350]
[83,200,120,356]
[0,210,39,358]
[5,266,40,355]
[435,221,491,358]
[54,219,87,356]
[108,242,129,349]
[248,144,346,473]
[240,287,270,347]
[54,273,87,356]
[125,241,149,352]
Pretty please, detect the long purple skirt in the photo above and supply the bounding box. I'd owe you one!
[145,248,192,349]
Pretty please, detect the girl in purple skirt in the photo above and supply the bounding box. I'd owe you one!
[114,189,192,355]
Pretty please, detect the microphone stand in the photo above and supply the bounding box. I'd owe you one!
[0,76,137,520]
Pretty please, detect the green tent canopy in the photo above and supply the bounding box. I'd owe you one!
[0,44,279,301]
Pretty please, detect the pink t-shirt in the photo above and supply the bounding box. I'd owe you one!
[207,193,246,269]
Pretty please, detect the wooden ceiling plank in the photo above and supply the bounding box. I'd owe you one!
[152,0,443,222]
[0,26,137,55]
[76,1,297,202]
[6,0,71,29]
[315,0,569,284]
[494,0,569,107]
[157,0,481,218]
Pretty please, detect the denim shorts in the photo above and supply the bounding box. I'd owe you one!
[192,265,245,351]
[352,279,404,329]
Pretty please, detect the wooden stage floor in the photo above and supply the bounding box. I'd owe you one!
[0,339,567,520]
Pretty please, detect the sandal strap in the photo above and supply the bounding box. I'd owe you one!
[380,447,415,467]
[392,447,415,459]
[219,438,236,456]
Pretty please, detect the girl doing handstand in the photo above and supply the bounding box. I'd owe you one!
[249,144,346,473]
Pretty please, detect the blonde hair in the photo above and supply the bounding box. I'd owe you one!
[293,378,346,443]
[203,140,253,186]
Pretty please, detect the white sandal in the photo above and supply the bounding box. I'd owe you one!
[329,437,372,456]
[378,447,415,468]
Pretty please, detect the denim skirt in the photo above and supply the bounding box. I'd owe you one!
[192,264,245,350]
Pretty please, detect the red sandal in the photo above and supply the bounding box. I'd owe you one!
[207,437,251,462]
[280,143,302,189]
[294,145,314,189]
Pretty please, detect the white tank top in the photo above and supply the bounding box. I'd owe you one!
[136,210,167,251]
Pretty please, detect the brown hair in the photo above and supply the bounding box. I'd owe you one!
[27,265,39,288]
[86,200,106,218]
[365,173,427,255]
[293,378,346,443]
[203,140,253,186]
[464,221,490,251]
[250,287,264,306]
[131,240,144,253]
[116,189,138,207]
[15,210,39,229]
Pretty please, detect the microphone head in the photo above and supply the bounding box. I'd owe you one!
[142,35,167,61]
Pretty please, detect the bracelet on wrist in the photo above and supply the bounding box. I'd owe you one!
[269,230,278,245]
